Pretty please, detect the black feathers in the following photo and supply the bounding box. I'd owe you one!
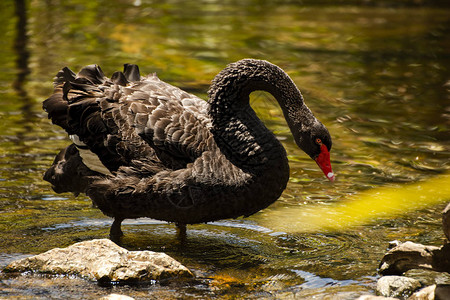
[42,60,330,236]
[123,64,140,82]
[43,144,101,196]
[77,64,106,85]
[53,67,76,87]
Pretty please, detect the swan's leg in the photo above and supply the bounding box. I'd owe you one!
[176,222,187,240]
[110,217,124,240]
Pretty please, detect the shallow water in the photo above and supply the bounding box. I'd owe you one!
[1,0,450,299]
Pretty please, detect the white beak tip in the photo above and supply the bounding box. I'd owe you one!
[327,172,335,181]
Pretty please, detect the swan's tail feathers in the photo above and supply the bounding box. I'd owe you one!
[43,144,101,196]
[110,63,140,86]
[44,67,78,128]
[123,63,140,82]
[53,67,76,87]
[43,91,69,129]
[77,64,106,85]
[53,65,105,85]
[44,65,106,132]
[111,71,129,86]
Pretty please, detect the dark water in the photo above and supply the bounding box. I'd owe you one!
[1,0,450,298]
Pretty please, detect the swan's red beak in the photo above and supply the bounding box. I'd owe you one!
[314,144,335,181]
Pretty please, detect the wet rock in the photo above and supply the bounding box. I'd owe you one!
[377,275,421,298]
[408,284,450,300]
[379,242,450,275]
[408,284,436,300]
[388,240,401,249]
[4,239,193,283]
[100,294,135,300]
[442,203,450,242]
[356,295,396,300]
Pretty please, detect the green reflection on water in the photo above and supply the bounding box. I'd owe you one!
[1,0,449,298]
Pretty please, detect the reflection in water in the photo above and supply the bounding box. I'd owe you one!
[13,0,30,98]
[12,0,34,146]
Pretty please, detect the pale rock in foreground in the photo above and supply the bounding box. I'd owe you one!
[4,239,193,282]
[356,295,396,300]
[100,294,135,300]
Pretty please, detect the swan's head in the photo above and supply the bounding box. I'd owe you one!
[293,120,335,181]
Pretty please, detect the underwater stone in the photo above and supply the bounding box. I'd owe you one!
[4,239,193,282]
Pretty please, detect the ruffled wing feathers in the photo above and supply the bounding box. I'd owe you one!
[43,64,213,173]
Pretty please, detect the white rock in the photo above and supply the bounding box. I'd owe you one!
[356,295,397,300]
[4,239,193,282]
[99,294,135,300]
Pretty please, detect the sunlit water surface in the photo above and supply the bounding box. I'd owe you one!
[1,0,449,299]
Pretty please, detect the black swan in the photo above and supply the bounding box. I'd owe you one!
[43,59,334,238]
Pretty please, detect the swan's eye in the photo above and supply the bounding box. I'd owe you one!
[315,138,322,145]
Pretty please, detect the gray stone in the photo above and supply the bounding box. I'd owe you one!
[379,241,450,275]
[4,239,193,282]
[356,295,396,300]
[100,294,135,300]
[377,276,421,298]
[408,285,435,300]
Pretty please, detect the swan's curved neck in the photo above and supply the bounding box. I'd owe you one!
[207,59,309,172]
